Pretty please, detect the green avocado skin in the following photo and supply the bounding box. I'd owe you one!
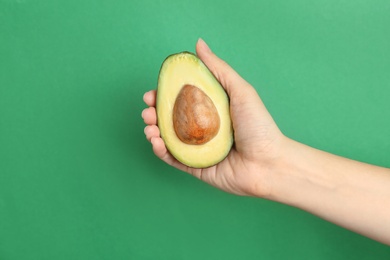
[156,52,233,168]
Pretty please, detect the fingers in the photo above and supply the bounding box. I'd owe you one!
[142,89,159,142]
[142,90,157,124]
[195,38,250,97]
[141,107,157,125]
[143,90,157,107]
[144,125,159,141]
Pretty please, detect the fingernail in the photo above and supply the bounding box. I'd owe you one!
[198,38,211,53]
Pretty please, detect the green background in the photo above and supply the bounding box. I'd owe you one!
[1,0,389,259]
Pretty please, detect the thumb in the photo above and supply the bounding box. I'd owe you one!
[195,38,250,97]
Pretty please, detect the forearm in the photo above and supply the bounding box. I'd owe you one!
[266,137,390,245]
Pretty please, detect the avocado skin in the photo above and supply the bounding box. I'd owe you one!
[156,52,233,168]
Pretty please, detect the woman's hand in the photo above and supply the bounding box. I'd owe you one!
[142,38,285,197]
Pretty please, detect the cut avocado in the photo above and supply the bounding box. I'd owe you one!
[156,52,233,168]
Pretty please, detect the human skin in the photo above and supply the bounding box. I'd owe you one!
[141,39,390,245]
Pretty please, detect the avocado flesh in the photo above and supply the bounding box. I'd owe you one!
[156,52,233,168]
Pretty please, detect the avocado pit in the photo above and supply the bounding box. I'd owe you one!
[173,84,220,145]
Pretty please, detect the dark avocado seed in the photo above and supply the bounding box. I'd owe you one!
[173,85,220,145]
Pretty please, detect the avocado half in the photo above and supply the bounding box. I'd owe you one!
[156,52,233,168]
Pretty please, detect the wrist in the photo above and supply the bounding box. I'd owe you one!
[260,137,329,207]
[249,135,297,200]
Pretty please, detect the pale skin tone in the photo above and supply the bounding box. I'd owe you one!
[142,39,390,245]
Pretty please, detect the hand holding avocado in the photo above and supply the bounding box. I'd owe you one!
[142,38,283,197]
[142,39,390,245]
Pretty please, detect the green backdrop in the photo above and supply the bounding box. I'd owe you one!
[1,0,389,259]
